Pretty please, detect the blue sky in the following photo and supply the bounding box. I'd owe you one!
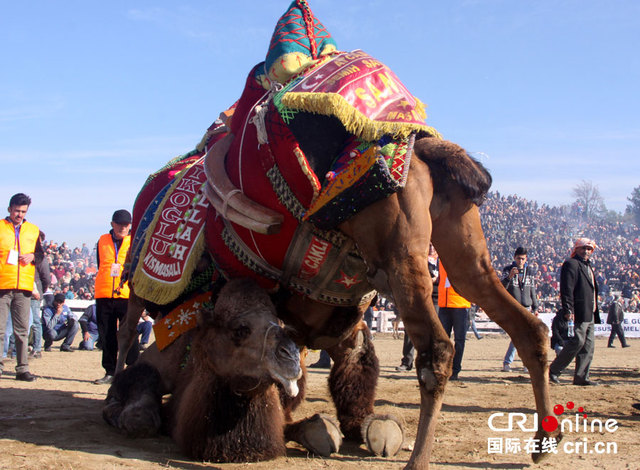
[2,1,639,247]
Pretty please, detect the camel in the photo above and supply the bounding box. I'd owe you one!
[112,125,560,468]
[103,279,344,462]
[109,3,561,468]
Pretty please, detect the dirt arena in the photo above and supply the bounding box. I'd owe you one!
[1,333,638,470]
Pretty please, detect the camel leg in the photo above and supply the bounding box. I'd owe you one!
[431,203,560,463]
[326,320,405,458]
[342,168,454,469]
[115,288,145,374]
[326,320,378,439]
[103,362,163,437]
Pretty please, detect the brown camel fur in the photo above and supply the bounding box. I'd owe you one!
[114,125,560,468]
[104,279,343,462]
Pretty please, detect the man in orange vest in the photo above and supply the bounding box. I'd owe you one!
[438,259,471,381]
[0,193,42,381]
[93,209,139,385]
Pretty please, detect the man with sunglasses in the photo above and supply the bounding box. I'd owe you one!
[549,238,601,386]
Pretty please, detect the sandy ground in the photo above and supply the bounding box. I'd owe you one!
[1,333,639,470]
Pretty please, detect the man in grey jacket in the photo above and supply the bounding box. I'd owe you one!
[501,247,538,372]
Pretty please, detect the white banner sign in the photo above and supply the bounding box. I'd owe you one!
[539,313,640,338]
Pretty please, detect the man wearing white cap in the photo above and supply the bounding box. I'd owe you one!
[549,238,600,386]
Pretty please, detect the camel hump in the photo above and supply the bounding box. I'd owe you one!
[414,135,492,206]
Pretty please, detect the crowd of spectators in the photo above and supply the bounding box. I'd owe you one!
[479,192,640,312]
[42,192,640,312]
[43,241,97,301]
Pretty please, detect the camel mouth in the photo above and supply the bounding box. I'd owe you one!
[267,327,302,396]
[272,371,301,397]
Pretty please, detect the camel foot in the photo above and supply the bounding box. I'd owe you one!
[361,413,404,457]
[289,413,343,456]
[102,398,123,429]
[531,429,563,463]
[116,393,162,437]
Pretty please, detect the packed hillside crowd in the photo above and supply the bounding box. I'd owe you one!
[43,241,97,300]
[480,192,640,312]
[42,192,640,311]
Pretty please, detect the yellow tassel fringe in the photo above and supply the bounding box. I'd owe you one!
[281,92,442,141]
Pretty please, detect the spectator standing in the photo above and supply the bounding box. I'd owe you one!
[501,247,538,372]
[549,238,601,386]
[437,259,471,381]
[81,243,90,258]
[93,209,138,385]
[29,232,50,358]
[0,193,42,381]
[42,293,78,352]
[607,295,630,348]
[468,306,483,340]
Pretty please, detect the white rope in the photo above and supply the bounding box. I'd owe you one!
[239,81,283,261]
[222,189,242,219]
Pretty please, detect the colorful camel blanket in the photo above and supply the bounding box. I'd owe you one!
[276,49,438,142]
[129,0,440,310]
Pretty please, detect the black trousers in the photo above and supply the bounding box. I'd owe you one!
[608,323,628,346]
[96,298,139,375]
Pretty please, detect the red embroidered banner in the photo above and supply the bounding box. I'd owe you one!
[132,157,210,304]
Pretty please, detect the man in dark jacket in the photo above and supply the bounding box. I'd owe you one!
[549,238,601,386]
[501,247,538,372]
[607,295,629,348]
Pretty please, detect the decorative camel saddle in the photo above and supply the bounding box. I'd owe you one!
[129,0,440,345]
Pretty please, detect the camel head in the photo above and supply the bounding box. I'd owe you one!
[193,279,302,397]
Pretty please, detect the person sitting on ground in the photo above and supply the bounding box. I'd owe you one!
[137,311,153,350]
[78,303,99,350]
[42,293,78,352]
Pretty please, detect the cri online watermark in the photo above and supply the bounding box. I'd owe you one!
[487,401,618,455]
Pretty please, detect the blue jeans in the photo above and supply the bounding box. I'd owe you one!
[3,315,12,357]
[136,321,152,345]
[79,332,99,350]
[503,341,517,365]
[30,298,43,353]
[438,307,469,375]
[43,318,79,349]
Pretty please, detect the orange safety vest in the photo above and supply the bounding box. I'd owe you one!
[437,260,471,309]
[0,219,39,291]
[94,233,131,299]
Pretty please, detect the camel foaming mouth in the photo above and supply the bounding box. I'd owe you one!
[272,369,302,397]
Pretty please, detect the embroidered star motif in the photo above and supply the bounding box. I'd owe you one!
[334,271,361,289]
[177,309,194,325]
